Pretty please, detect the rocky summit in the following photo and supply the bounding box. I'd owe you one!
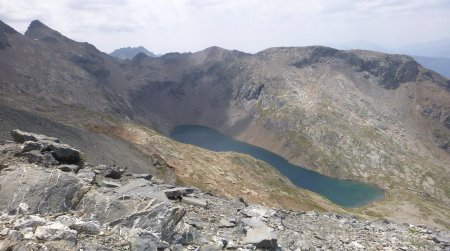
[110,46,158,60]
[0,130,449,251]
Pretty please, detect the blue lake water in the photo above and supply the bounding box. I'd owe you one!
[170,125,385,208]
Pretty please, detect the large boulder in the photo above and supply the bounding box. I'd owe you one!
[10,130,85,165]
[44,142,84,164]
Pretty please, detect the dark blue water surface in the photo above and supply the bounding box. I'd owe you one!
[170,125,384,208]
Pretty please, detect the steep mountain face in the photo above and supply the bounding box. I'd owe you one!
[110,46,157,60]
[0,20,450,228]
[127,47,250,129]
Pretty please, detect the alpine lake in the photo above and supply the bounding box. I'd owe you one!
[170,125,384,208]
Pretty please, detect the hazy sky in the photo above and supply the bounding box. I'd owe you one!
[0,0,449,54]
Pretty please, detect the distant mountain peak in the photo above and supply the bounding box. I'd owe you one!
[25,20,63,40]
[27,20,52,33]
[29,20,46,29]
[110,46,157,60]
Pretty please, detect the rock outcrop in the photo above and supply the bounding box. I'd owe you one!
[0,130,449,250]
[11,129,84,166]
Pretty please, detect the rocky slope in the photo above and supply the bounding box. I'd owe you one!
[0,130,449,250]
[0,19,449,228]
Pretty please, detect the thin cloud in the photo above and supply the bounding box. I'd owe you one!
[66,0,128,11]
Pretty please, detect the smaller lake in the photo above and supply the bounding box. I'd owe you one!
[170,125,384,208]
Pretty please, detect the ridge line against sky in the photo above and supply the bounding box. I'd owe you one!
[0,0,449,54]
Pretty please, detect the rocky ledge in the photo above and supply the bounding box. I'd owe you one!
[0,130,449,250]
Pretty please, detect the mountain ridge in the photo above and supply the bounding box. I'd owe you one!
[0,19,449,228]
[327,40,450,78]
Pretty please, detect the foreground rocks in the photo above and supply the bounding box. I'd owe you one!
[11,129,85,166]
[0,130,449,250]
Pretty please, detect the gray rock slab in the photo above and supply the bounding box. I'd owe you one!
[241,218,278,249]
[181,197,208,208]
[115,179,168,202]
[0,166,88,214]
[106,202,186,240]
